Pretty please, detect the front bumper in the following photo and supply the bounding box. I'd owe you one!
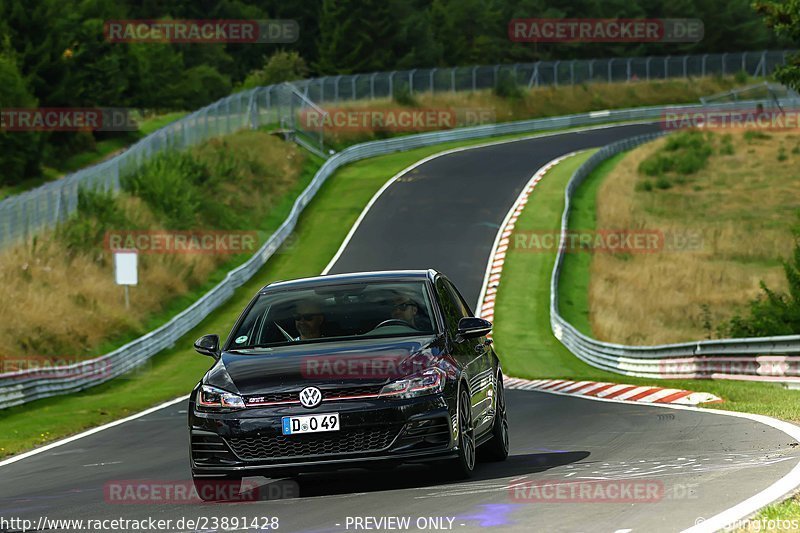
[189,394,456,477]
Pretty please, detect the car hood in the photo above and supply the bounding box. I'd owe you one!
[205,335,443,395]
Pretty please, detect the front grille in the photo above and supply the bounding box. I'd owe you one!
[226,426,400,460]
[244,384,385,405]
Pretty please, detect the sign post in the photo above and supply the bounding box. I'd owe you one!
[114,249,138,309]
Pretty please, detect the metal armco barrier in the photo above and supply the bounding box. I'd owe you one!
[550,133,800,383]
[2,98,800,408]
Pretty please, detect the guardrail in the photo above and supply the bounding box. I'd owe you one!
[550,133,800,383]
[2,98,799,409]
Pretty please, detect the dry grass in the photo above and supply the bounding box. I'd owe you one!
[590,130,800,345]
[319,76,749,147]
[0,131,305,362]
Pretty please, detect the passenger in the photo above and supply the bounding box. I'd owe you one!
[293,299,326,340]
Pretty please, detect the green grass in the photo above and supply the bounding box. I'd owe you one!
[0,128,586,458]
[558,153,626,335]
[492,150,800,423]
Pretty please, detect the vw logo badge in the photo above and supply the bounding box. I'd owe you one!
[299,387,322,408]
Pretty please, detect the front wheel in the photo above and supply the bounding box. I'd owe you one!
[479,372,509,462]
[445,388,476,479]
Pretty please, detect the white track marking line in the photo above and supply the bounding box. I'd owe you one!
[323,123,651,276]
[0,395,189,468]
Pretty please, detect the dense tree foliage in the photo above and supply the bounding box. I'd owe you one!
[0,0,793,185]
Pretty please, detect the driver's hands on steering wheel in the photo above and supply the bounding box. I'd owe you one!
[373,318,414,329]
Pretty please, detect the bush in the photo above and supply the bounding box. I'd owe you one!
[58,188,130,255]
[121,152,208,229]
[722,219,800,337]
[241,51,310,89]
[778,147,788,161]
[744,130,771,142]
[637,130,712,182]
[734,70,749,84]
[393,83,417,107]
[494,70,523,99]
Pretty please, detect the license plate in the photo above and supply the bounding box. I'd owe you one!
[281,413,340,435]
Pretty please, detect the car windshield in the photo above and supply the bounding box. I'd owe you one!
[229,281,436,349]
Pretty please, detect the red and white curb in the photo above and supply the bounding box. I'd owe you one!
[477,152,578,331]
[503,377,721,405]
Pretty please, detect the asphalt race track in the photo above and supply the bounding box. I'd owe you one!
[2,123,799,533]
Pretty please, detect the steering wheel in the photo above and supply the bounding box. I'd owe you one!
[373,319,413,329]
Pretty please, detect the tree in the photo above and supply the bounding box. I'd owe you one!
[754,0,800,91]
[0,50,44,185]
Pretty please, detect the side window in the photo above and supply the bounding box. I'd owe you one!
[435,278,469,337]
[445,280,474,318]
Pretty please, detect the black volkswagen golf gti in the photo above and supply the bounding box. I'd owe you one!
[189,269,509,498]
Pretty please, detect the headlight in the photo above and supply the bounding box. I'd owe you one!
[379,367,446,399]
[197,385,245,411]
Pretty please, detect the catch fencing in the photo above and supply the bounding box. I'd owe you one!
[0,50,794,250]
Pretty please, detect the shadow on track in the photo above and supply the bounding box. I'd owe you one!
[238,451,590,500]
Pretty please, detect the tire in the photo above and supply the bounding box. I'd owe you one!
[192,475,242,502]
[479,372,509,462]
[446,388,476,479]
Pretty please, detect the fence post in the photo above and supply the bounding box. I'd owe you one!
[646,57,651,80]
[701,54,708,77]
[388,71,395,98]
[430,68,436,94]
[553,61,559,86]
[472,66,478,91]
[370,73,376,99]
[409,69,416,94]
[683,56,688,78]
[351,75,358,100]
[588,59,594,81]
[607,58,614,82]
[626,58,632,81]
[570,60,575,85]
[664,55,670,78]
[722,53,727,76]
[451,68,456,92]
[493,65,500,87]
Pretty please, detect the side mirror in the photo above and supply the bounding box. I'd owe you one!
[456,317,492,341]
[194,334,220,359]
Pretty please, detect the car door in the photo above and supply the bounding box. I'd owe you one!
[434,276,489,430]
[444,279,494,433]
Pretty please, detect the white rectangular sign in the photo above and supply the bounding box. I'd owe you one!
[114,250,138,286]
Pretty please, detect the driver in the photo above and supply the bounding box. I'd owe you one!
[389,292,419,328]
[293,299,326,340]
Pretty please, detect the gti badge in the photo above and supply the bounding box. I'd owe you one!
[299,386,323,408]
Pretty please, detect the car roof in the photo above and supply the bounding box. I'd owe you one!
[260,269,439,293]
